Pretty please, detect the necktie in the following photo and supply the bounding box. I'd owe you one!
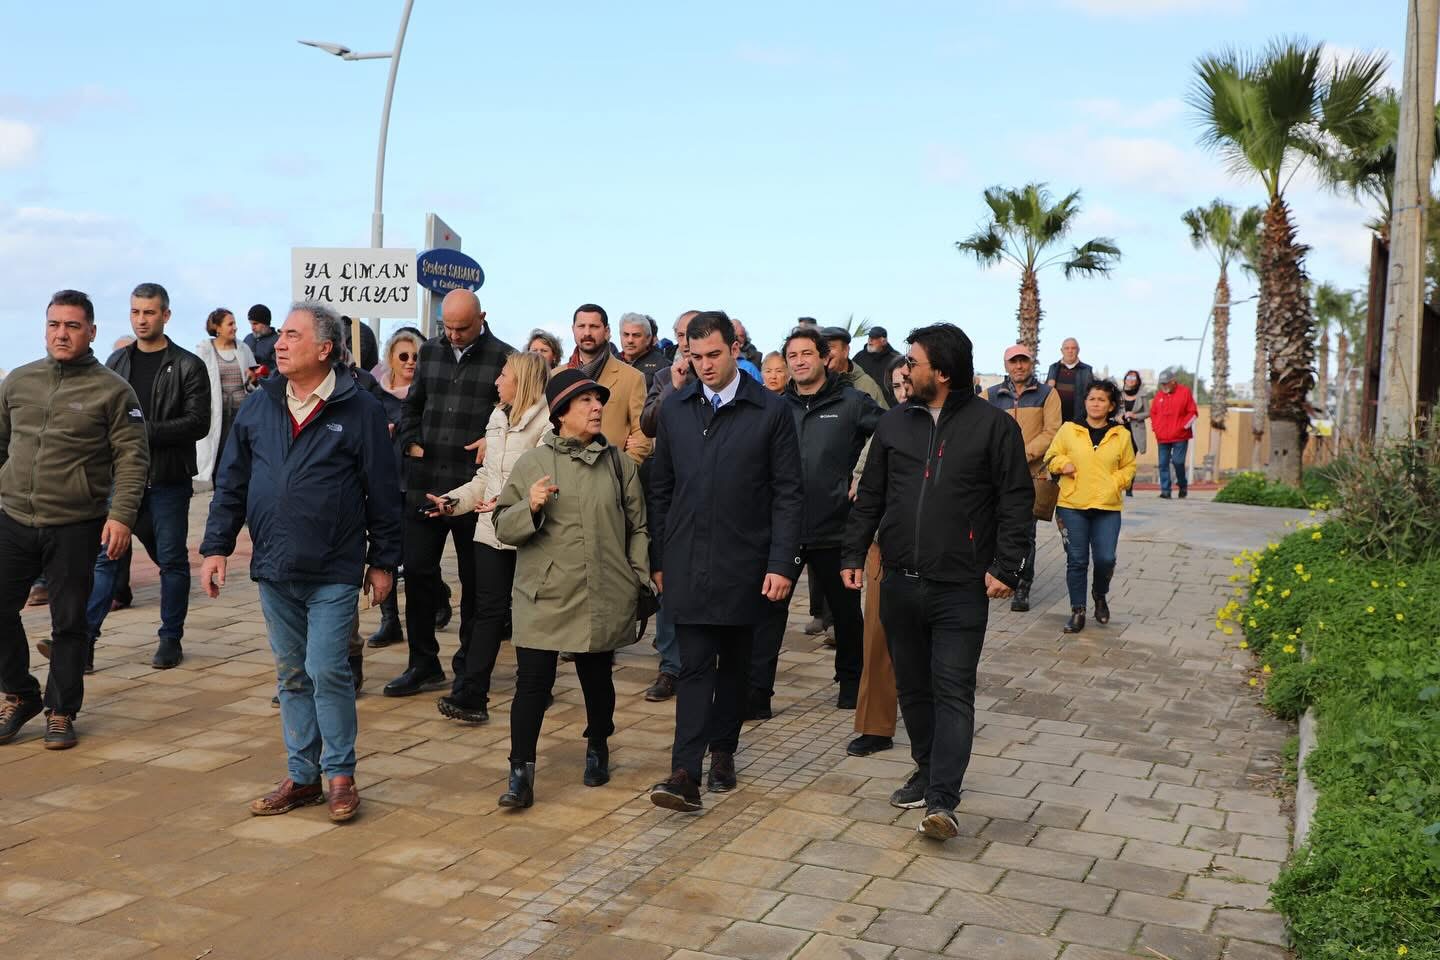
[712,393,723,412]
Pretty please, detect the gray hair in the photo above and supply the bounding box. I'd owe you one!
[131,282,170,310]
[289,300,343,361]
[619,312,657,338]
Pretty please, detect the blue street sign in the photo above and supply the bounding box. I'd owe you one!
[416,248,484,294]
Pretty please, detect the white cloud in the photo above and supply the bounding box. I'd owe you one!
[0,119,38,169]
[1023,128,1234,200]
[1060,0,1244,15]
[183,193,290,229]
[1069,97,1184,129]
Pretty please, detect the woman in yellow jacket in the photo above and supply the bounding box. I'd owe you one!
[1044,379,1136,634]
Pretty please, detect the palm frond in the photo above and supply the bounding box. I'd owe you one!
[955,228,1007,265]
[1062,238,1121,278]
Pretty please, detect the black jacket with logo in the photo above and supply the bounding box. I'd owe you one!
[842,390,1034,588]
[106,339,211,488]
[782,373,883,547]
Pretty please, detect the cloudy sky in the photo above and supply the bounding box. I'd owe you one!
[0,1,1409,381]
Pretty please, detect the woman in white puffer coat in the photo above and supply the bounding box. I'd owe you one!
[426,350,552,723]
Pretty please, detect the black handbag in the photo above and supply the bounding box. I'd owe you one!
[607,447,661,622]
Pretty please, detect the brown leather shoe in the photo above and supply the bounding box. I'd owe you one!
[328,775,360,822]
[249,778,323,816]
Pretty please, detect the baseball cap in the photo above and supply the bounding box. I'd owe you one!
[1003,344,1032,362]
[867,326,888,340]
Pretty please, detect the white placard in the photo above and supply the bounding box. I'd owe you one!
[290,247,418,319]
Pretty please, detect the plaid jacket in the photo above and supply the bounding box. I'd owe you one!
[398,329,515,509]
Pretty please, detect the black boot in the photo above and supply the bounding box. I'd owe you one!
[1063,607,1086,634]
[349,654,364,693]
[367,593,403,648]
[1093,594,1110,625]
[499,761,535,808]
[583,740,610,787]
[1010,585,1031,613]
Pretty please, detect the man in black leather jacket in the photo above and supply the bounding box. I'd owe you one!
[842,322,1032,842]
[84,283,210,670]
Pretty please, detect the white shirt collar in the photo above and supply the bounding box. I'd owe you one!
[703,370,741,409]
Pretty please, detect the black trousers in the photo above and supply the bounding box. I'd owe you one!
[451,543,515,707]
[509,647,615,764]
[0,512,104,716]
[878,571,989,811]
[751,546,862,699]
[672,624,752,781]
[402,511,477,673]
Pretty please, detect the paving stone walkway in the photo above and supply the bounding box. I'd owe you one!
[0,494,1309,959]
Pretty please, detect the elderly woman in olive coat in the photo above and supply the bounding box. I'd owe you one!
[491,369,651,809]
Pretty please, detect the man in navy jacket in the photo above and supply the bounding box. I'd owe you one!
[647,311,804,812]
[200,302,402,824]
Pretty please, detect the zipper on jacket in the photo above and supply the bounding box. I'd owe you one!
[32,364,64,517]
[913,413,938,570]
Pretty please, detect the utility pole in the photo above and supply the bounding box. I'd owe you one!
[1377,0,1439,440]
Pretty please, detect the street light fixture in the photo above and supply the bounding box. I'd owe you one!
[299,0,416,350]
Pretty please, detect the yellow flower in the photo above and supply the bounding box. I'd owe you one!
[1283,644,1296,654]
[1372,580,1381,589]
[1327,578,1335,584]
[1222,626,1235,636]
[1398,947,1408,957]
[1262,664,1272,674]
[1294,563,1305,574]
[1265,584,1274,594]
[1248,677,1259,686]
[1396,613,1405,622]
[1248,619,1257,628]
[1311,531,1322,540]
[1238,640,1249,649]
[1318,621,1326,630]
[1280,589,1291,599]
[1302,574,1312,582]
[1366,606,1376,614]
[1398,580,1407,588]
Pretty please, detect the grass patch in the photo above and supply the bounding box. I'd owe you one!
[1214,468,1337,509]
[1219,528,1440,957]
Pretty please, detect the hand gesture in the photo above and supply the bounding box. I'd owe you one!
[984,573,1013,599]
[424,493,456,517]
[761,573,793,602]
[407,443,425,458]
[1061,462,1076,476]
[465,437,487,464]
[99,519,131,561]
[529,474,559,514]
[841,568,864,591]
[201,555,227,598]
[364,566,393,607]
[670,355,690,390]
[475,497,498,514]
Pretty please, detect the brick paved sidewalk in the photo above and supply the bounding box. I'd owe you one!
[0,494,1305,959]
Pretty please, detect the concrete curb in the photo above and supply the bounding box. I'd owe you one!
[1293,706,1319,851]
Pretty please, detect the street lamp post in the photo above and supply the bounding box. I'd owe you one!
[1164,294,1258,481]
[300,0,416,359]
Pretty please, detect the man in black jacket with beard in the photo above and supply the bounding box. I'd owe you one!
[842,322,1033,841]
[749,328,881,719]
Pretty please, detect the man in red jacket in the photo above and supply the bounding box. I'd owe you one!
[1150,367,1198,499]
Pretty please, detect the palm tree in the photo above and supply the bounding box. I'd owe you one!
[1316,89,1440,239]
[1190,38,1388,484]
[1182,200,1263,432]
[1312,282,1351,407]
[1328,288,1367,441]
[955,183,1121,356]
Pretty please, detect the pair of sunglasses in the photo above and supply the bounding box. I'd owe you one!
[394,352,414,362]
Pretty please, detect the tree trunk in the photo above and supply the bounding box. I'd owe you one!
[1211,270,1230,431]
[1336,332,1351,441]
[1251,315,1267,466]
[1017,268,1042,357]
[1317,331,1329,410]
[1259,195,1315,486]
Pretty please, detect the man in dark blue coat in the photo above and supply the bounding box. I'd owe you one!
[200,302,402,825]
[648,311,804,812]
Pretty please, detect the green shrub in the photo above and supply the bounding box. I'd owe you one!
[1329,436,1440,563]
[1222,529,1440,957]
[1215,469,1335,508]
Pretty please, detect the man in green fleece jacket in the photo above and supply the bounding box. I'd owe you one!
[0,289,150,750]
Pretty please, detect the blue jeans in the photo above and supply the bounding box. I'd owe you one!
[257,579,360,783]
[1157,440,1189,496]
[86,483,191,644]
[1056,507,1122,609]
[653,598,681,678]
